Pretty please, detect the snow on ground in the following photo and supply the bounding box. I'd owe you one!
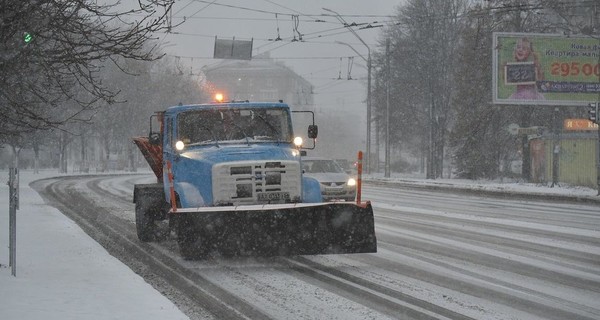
[0,169,189,320]
[368,172,599,199]
[0,168,597,320]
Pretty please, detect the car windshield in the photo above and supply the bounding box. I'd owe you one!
[177,108,291,145]
[303,159,345,173]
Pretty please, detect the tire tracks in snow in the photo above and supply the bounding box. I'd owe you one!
[31,174,487,320]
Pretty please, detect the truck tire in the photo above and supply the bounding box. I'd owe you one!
[134,183,167,242]
[135,196,157,242]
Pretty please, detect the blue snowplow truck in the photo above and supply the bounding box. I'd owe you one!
[132,101,377,259]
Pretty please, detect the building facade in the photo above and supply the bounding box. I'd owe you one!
[202,56,314,111]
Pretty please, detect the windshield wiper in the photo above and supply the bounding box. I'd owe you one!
[188,125,220,147]
[227,120,250,146]
[256,115,281,143]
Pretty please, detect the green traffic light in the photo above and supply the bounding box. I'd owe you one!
[23,32,32,43]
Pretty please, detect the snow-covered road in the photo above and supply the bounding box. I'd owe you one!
[31,174,600,319]
[364,185,600,320]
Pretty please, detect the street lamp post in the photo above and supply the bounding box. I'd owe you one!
[323,8,372,174]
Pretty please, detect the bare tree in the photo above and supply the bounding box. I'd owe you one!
[0,0,175,137]
[88,54,204,172]
[375,0,468,178]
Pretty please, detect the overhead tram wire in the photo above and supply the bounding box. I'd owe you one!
[149,13,394,25]
[156,21,380,71]
[153,1,599,78]
[190,0,289,16]
[160,23,380,46]
[159,37,374,72]
[158,17,386,37]
[163,3,592,51]
[132,0,599,34]
[179,0,393,36]
[157,22,380,56]
[172,0,198,16]
[191,0,394,19]
[186,0,219,20]
[157,2,385,66]
[138,0,395,41]
[259,0,341,29]
[165,52,361,60]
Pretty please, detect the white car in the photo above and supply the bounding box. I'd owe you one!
[302,157,357,202]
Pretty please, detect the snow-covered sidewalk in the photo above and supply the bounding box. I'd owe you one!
[0,170,189,320]
[366,172,599,202]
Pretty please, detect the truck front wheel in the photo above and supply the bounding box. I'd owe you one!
[135,195,158,242]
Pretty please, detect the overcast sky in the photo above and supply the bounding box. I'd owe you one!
[153,1,404,107]
[159,1,402,73]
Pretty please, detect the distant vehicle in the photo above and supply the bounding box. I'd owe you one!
[334,158,357,174]
[302,156,357,202]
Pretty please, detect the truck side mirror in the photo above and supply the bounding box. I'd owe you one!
[308,125,318,139]
[148,112,163,145]
[149,132,162,145]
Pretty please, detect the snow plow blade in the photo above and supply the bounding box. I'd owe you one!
[176,201,377,259]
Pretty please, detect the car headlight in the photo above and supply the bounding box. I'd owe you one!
[347,178,356,186]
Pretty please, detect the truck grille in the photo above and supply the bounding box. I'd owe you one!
[212,160,301,205]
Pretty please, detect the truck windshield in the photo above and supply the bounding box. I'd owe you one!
[177,108,292,145]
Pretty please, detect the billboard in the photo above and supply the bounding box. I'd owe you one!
[493,32,600,106]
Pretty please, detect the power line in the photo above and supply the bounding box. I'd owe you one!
[158,1,599,65]
[155,0,599,30]
[190,0,394,18]
[189,0,290,16]
[187,0,219,19]
[157,24,380,46]
[166,53,360,60]
[173,0,195,16]
[174,1,598,28]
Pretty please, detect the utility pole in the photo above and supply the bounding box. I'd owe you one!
[9,168,19,276]
[385,38,391,178]
[551,107,560,187]
[597,106,600,196]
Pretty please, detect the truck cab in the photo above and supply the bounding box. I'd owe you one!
[160,102,322,209]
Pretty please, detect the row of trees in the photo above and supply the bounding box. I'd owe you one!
[1,53,205,172]
[0,0,205,171]
[370,0,599,180]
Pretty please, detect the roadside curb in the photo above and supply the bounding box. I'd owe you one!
[364,179,600,206]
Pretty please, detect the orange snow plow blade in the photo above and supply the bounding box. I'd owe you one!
[132,137,163,181]
[175,201,377,259]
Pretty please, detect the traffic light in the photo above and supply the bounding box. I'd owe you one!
[23,32,32,43]
[589,103,598,124]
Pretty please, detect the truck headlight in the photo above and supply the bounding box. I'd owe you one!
[347,178,356,187]
[175,140,185,151]
[293,136,303,147]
